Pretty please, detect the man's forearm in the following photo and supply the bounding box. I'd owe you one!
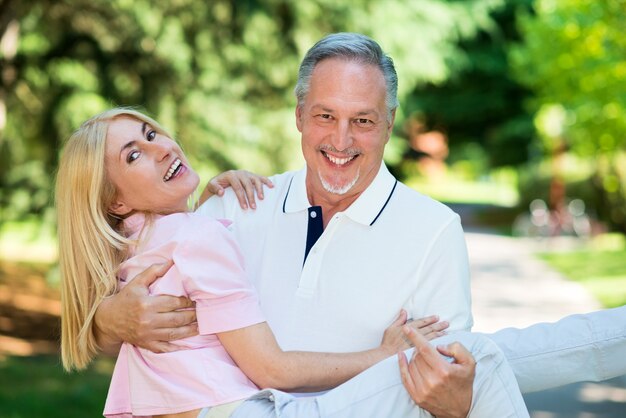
[93,296,123,355]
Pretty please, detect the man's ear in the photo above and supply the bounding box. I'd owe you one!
[295,105,303,132]
[109,200,132,217]
[385,108,397,143]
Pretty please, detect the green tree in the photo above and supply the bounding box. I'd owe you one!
[401,0,535,174]
[511,0,626,231]
[1,0,504,224]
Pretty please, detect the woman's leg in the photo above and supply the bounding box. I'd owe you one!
[487,306,626,393]
[231,332,528,417]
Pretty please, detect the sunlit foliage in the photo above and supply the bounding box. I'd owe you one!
[512,0,626,231]
[0,0,505,223]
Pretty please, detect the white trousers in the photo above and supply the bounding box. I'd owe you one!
[487,306,626,393]
[230,332,529,418]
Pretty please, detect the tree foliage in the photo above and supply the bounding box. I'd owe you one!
[511,0,626,231]
[401,0,535,171]
[1,0,505,222]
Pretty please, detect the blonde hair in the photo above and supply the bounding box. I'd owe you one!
[56,108,171,371]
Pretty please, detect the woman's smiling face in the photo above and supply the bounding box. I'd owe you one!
[105,116,199,216]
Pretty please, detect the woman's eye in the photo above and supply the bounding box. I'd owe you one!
[127,150,140,163]
[147,130,156,141]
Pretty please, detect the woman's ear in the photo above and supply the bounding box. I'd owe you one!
[109,200,132,217]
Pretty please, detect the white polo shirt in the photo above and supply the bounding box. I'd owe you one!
[197,163,472,353]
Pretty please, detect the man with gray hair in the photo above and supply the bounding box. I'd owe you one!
[94,32,626,417]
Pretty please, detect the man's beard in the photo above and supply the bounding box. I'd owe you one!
[318,170,360,195]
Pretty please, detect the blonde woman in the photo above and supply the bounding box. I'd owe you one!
[57,108,528,418]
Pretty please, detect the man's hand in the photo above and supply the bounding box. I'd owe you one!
[94,262,198,354]
[398,326,475,418]
[197,170,274,210]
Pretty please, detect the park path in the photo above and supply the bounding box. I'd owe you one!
[465,230,626,418]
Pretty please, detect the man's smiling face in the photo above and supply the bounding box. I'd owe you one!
[296,58,394,204]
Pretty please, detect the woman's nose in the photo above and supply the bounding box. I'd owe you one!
[149,140,172,161]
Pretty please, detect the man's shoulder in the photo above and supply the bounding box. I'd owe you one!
[379,180,461,235]
[230,169,297,206]
[198,169,299,218]
[267,170,299,189]
[393,180,457,218]
[377,182,463,243]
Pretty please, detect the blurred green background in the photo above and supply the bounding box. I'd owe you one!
[1,0,625,416]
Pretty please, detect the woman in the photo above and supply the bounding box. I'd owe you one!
[57,108,528,417]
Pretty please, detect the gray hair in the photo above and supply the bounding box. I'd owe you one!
[294,32,399,120]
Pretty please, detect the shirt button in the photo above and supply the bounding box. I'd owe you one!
[310,211,317,218]
[268,394,275,402]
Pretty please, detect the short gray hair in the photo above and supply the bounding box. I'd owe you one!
[294,32,399,120]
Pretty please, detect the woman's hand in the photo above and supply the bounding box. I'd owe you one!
[379,310,448,356]
[197,170,274,209]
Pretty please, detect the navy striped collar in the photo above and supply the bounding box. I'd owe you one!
[282,163,398,226]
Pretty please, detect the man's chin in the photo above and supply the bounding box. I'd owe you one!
[319,173,360,196]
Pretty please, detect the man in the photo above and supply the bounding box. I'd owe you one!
[202,34,474,353]
[95,33,626,417]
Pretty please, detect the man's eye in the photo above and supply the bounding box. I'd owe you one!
[147,130,156,141]
[127,150,140,163]
[317,114,332,120]
[356,118,372,125]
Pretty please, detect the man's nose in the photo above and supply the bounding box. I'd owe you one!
[331,120,353,151]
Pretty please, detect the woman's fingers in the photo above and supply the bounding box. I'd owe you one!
[406,315,449,341]
[205,170,274,210]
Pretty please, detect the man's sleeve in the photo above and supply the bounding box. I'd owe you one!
[407,215,474,332]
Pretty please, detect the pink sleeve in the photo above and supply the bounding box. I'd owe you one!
[172,215,265,335]
[103,345,133,417]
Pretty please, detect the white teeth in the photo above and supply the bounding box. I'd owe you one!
[326,153,355,165]
[164,159,181,181]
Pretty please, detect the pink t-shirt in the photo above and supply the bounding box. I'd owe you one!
[103,212,264,417]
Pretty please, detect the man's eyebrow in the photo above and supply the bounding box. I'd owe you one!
[310,105,378,116]
[355,110,378,116]
[310,104,334,112]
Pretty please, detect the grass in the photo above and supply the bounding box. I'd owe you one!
[539,236,626,308]
[0,256,114,418]
[0,355,114,418]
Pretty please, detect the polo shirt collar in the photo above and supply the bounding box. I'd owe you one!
[282,163,398,226]
[281,167,310,214]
